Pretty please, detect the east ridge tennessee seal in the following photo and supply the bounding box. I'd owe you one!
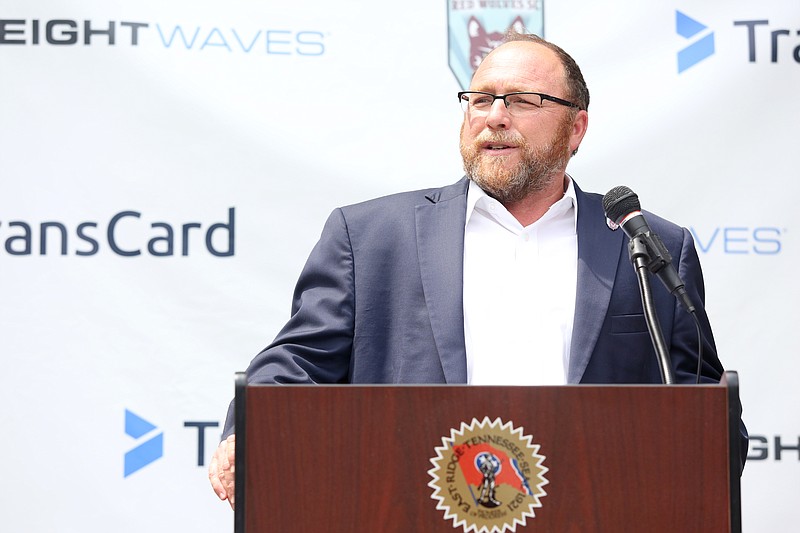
[428,417,549,533]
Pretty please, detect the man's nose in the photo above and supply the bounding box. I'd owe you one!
[485,98,510,130]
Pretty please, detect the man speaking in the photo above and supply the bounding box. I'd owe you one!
[209,33,742,506]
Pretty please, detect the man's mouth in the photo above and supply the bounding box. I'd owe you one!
[481,142,517,151]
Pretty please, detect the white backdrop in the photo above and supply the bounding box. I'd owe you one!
[1,1,797,530]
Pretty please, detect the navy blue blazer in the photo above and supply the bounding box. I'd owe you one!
[223,178,742,455]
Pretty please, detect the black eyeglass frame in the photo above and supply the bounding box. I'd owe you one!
[457,90,582,112]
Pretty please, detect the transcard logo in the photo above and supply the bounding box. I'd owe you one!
[124,409,164,477]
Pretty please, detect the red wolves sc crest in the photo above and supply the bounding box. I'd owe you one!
[447,1,545,89]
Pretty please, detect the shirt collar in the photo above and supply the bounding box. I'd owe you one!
[466,176,578,232]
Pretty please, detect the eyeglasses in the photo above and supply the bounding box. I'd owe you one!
[458,91,581,116]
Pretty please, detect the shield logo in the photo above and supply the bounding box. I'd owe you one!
[447,2,545,89]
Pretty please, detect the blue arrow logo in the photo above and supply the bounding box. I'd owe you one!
[676,11,715,73]
[124,409,164,477]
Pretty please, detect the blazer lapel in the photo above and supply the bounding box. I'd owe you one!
[568,184,624,383]
[415,178,470,383]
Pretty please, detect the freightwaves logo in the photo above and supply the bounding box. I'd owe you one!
[0,19,325,55]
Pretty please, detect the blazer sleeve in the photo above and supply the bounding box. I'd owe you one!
[221,208,355,437]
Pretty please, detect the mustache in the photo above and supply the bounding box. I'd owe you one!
[471,130,527,146]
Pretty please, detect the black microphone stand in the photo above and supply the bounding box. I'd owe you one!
[629,233,676,385]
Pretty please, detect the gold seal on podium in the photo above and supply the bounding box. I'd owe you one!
[428,417,549,533]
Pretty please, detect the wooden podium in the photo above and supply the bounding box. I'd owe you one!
[234,372,742,533]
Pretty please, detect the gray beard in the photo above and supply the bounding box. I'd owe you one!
[460,129,571,205]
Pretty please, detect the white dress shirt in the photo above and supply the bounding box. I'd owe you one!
[463,179,578,385]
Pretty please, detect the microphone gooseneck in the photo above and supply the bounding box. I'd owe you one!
[603,185,718,385]
[603,186,683,384]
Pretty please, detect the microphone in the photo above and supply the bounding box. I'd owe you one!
[602,186,695,314]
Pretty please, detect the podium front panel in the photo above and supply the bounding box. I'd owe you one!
[242,385,731,533]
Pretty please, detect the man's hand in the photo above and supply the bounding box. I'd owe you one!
[209,434,236,509]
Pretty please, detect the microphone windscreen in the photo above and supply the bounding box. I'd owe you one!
[603,186,641,224]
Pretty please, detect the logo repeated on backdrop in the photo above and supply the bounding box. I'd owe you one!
[123,413,222,479]
[124,409,164,477]
[447,1,544,89]
[675,9,800,73]
[733,18,800,63]
[428,417,548,533]
[0,208,235,257]
[689,226,784,255]
[748,435,800,461]
[0,18,326,55]
[676,11,715,73]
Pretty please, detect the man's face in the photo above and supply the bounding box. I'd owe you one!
[459,42,587,204]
